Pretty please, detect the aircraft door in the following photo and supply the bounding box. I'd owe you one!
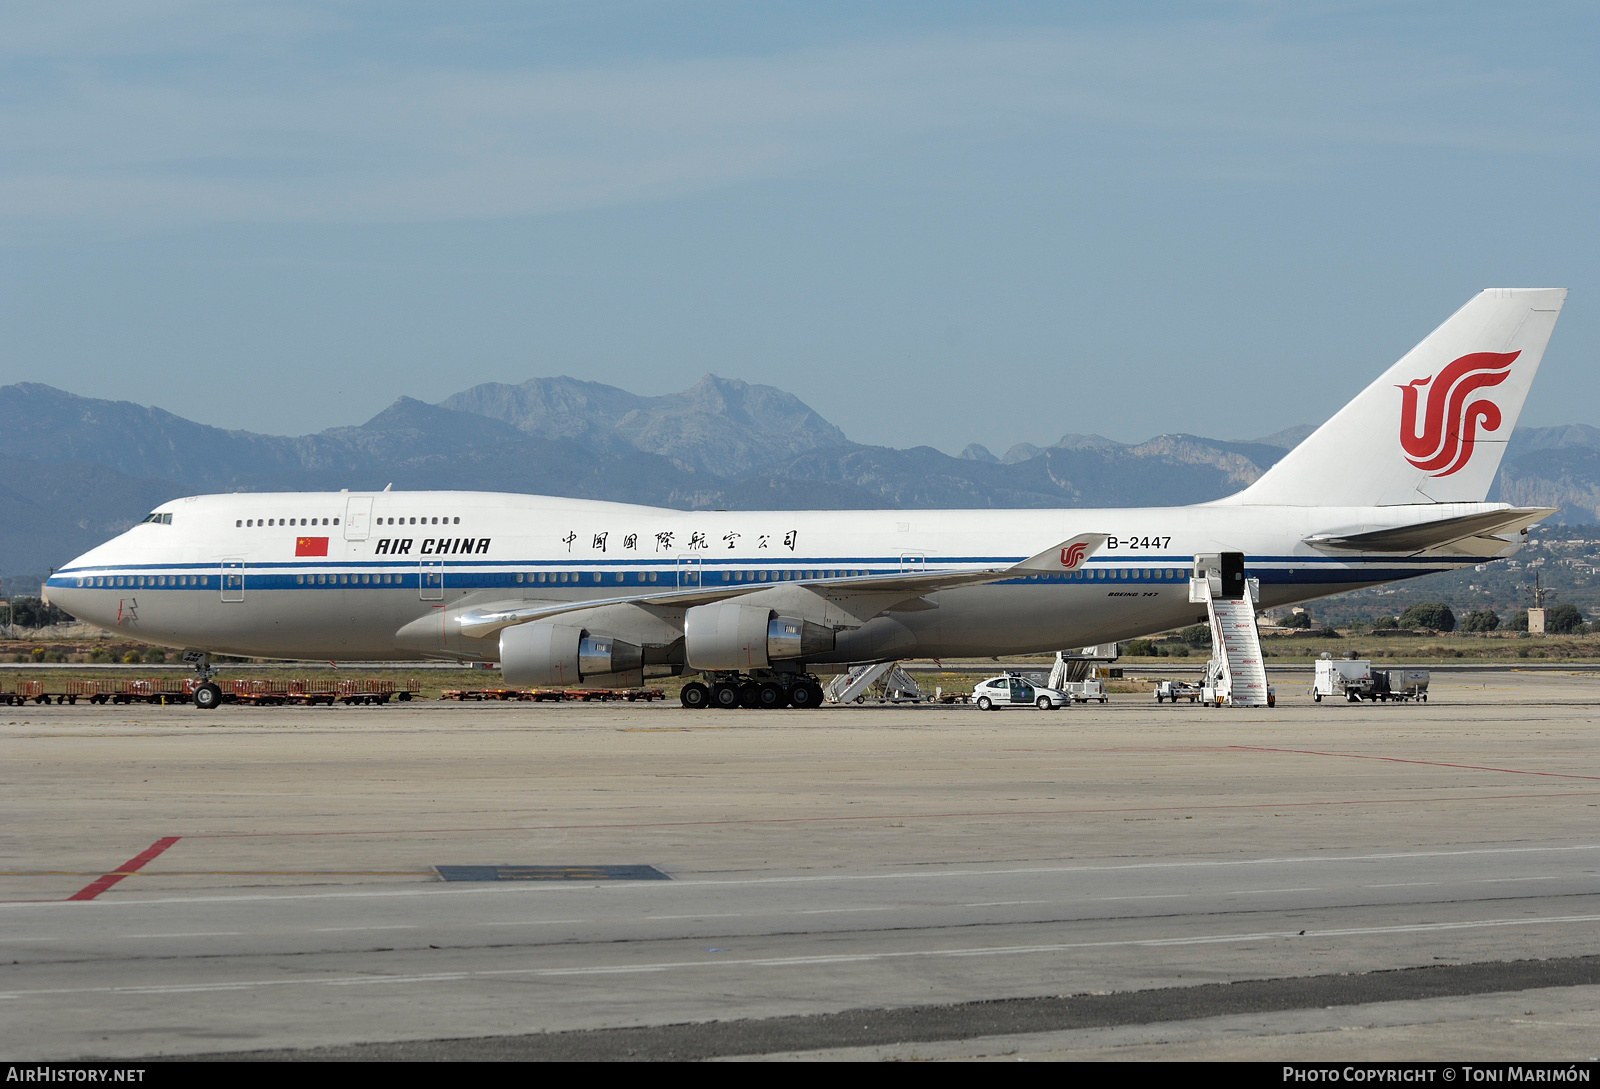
[419,559,443,600]
[676,555,702,589]
[900,552,925,573]
[344,496,374,541]
[220,559,244,602]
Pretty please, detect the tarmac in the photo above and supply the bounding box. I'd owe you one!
[1,666,1597,1062]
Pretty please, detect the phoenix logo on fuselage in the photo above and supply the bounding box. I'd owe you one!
[1397,350,1519,477]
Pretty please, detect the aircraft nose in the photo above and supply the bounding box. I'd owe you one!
[43,562,110,628]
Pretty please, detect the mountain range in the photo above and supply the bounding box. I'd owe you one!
[4,375,1599,593]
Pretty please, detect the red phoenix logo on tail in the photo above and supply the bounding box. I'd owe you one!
[1397,351,1519,477]
[1059,542,1088,569]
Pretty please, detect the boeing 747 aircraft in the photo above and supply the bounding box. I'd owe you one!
[44,289,1566,709]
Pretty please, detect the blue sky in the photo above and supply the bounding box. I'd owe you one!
[2,1,1595,455]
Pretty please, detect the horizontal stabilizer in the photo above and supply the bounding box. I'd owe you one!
[1305,507,1555,553]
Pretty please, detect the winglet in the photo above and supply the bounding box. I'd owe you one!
[1013,533,1109,573]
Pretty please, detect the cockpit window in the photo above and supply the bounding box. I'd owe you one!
[139,512,173,525]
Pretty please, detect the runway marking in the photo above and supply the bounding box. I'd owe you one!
[5,911,1600,1000]
[123,932,242,939]
[1226,887,1319,895]
[1096,894,1187,901]
[313,925,418,933]
[1363,882,1437,889]
[1231,745,1600,781]
[7,843,1600,911]
[798,906,896,915]
[3,871,433,877]
[66,837,181,902]
[472,920,586,927]
[146,788,1597,842]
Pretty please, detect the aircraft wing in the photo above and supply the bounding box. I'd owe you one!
[454,533,1108,639]
[1304,507,1556,554]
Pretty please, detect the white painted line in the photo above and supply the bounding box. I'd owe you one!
[1227,888,1319,896]
[6,911,1599,1000]
[798,907,897,915]
[123,931,243,939]
[1096,894,1187,901]
[6,843,1599,912]
[1362,882,1438,889]
[471,920,585,928]
[311,925,418,933]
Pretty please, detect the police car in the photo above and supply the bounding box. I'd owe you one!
[971,673,1072,710]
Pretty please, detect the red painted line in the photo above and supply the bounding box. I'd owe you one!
[67,836,181,902]
[1229,745,1600,781]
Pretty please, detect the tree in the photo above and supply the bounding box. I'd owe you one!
[1511,610,1529,632]
[1461,609,1500,633]
[1281,612,1313,629]
[1399,602,1456,632]
[6,597,71,628]
[1178,624,1212,648]
[1545,603,1586,634]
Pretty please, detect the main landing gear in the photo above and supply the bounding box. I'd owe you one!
[680,670,825,711]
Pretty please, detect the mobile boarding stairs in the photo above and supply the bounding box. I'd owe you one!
[1190,552,1272,708]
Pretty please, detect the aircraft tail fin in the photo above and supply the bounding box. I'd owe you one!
[1222,288,1566,507]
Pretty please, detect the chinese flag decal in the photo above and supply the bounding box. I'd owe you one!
[295,536,329,557]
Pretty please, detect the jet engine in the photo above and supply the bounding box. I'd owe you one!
[500,622,642,686]
[683,601,835,671]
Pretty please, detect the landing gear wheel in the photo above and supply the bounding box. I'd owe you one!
[756,683,786,709]
[787,680,824,709]
[680,682,710,709]
[976,696,993,711]
[739,681,762,708]
[711,682,741,709]
[192,682,223,710]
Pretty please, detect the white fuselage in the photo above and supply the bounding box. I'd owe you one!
[44,490,1512,664]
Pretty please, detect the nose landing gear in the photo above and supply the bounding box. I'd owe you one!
[182,650,223,711]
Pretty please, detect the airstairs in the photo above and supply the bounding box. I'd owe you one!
[825,662,925,704]
[1189,556,1270,708]
[1046,643,1119,689]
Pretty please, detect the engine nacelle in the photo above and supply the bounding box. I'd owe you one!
[500,622,641,686]
[683,602,835,671]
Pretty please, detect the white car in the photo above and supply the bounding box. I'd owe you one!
[972,674,1072,710]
